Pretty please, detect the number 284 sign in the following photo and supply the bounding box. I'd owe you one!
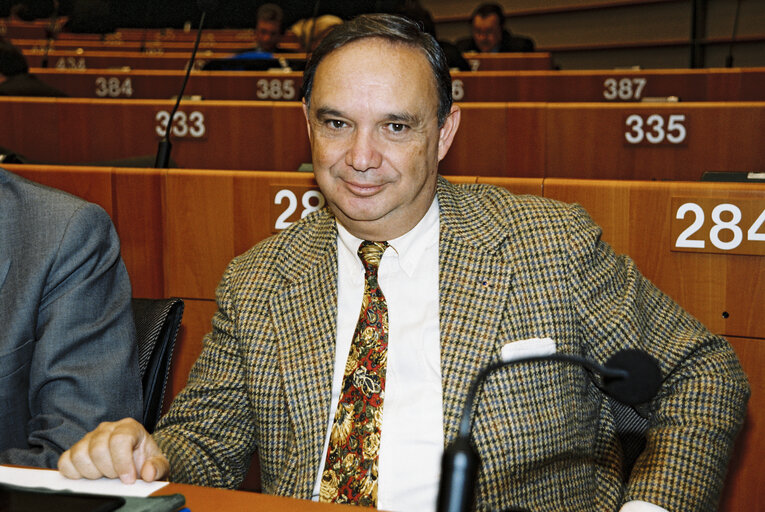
[671,197,765,256]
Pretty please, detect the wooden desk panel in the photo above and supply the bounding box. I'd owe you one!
[163,170,320,299]
[13,37,263,53]
[3,99,763,180]
[112,167,166,298]
[0,97,312,171]
[439,102,510,176]
[542,179,765,339]
[452,68,765,102]
[4,164,165,298]
[23,49,225,71]
[720,335,765,512]
[463,52,552,71]
[545,102,765,181]
[30,68,304,101]
[155,481,349,511]
[32,67,765,104]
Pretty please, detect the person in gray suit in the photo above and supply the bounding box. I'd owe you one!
[0,168,142,468]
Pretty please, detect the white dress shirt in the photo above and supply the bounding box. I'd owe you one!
[312,199,443,511]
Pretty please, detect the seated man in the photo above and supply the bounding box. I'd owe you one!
[60,14,748,512]
[457,2,535,53]
[0,168,142,467]
[0,42,66,97]
[236,3,284,54]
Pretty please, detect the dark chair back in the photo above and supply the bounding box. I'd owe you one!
[132,297,184,433]
[609,397,650,481]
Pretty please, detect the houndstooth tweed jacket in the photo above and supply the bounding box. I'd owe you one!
[154,177,748,511]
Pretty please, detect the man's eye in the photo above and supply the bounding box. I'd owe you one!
[327,120,346,129]
[388,123,407,133]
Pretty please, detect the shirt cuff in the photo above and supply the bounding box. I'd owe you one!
[619,500,669,512]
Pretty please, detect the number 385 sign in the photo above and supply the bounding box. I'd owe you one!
[671,197,765,256]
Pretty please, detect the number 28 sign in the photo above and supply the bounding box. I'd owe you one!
[671,197,765,256]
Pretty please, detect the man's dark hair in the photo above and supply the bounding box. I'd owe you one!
[471,2,505,26]
[302,13,453,127]
[256,3,283,30]
[0,42,29,77]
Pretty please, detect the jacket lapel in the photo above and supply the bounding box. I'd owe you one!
[436,178,517,443]
[269,213,338,497]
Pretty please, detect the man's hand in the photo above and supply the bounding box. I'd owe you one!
[58,418,170,484]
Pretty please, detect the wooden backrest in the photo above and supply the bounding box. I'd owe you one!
[33,67,765,103]
[4,98,762,179]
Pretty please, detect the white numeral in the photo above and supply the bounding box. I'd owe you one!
[675,202,705,248]
[274,190,297,230]
[709,204,743,250]
[95,77,133,97]
[452,79,464,101]
[625,113,687,144]
[603,77,647,101]
[154,110,206,138]
[55,57,86,69]
[256,79,296,100]
[675,202,765,251]
[747,209,765,241]
[274,189,326,230]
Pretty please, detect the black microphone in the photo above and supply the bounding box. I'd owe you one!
[41,1,61,69]
[436,348,661,512]
[153,0,217,168]
[725,0,743,68]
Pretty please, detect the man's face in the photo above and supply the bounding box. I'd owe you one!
[255,20,280,52]
[472,14,502,52]
[303,38,460,241]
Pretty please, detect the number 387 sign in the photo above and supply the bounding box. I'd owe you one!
[671,197,765,256]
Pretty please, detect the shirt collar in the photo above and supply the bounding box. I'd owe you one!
[336,196,440,277]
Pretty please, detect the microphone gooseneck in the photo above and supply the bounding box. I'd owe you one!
[154,4,212,168]
[437,349,661,512]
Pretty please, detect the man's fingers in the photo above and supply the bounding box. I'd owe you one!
[140,455,170,482]
[58,418,160,483]
[67,437,110,480]
[108,422,145,483]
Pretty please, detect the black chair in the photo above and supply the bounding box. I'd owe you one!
[609,397,650,481]
[131,297,184,433]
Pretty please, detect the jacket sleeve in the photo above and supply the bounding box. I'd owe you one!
[152,256,257,489]
[0,202,142,468]
[565,202,750,511]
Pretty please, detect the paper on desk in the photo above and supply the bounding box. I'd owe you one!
[0,464,168,497]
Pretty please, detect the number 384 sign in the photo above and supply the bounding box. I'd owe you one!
[671,197,765,256]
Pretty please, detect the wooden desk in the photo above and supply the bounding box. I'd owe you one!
[155,482,350,511]
[30,68,304,101]
[24,49,230,71]
[451,68,765,102]
[544,101,765,181]
[0,97,311,171]
[4,165,762,511]
[12,37,270,53]
[462,52,552,71]
[29,67,765,105]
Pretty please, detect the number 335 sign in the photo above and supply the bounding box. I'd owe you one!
[671,197,765,256]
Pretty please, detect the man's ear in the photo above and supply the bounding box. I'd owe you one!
[302,99,313,142]
[437,105,461,162]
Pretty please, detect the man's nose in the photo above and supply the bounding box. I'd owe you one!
[345,130,382,171]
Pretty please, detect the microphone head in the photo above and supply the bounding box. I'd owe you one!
[602,349,662,406]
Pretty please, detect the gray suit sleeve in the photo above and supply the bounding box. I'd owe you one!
[0,202,143,468]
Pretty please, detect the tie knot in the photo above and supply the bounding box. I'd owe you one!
[358,241,388,270]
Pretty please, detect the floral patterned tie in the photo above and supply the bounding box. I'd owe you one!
[320,241,389,507]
